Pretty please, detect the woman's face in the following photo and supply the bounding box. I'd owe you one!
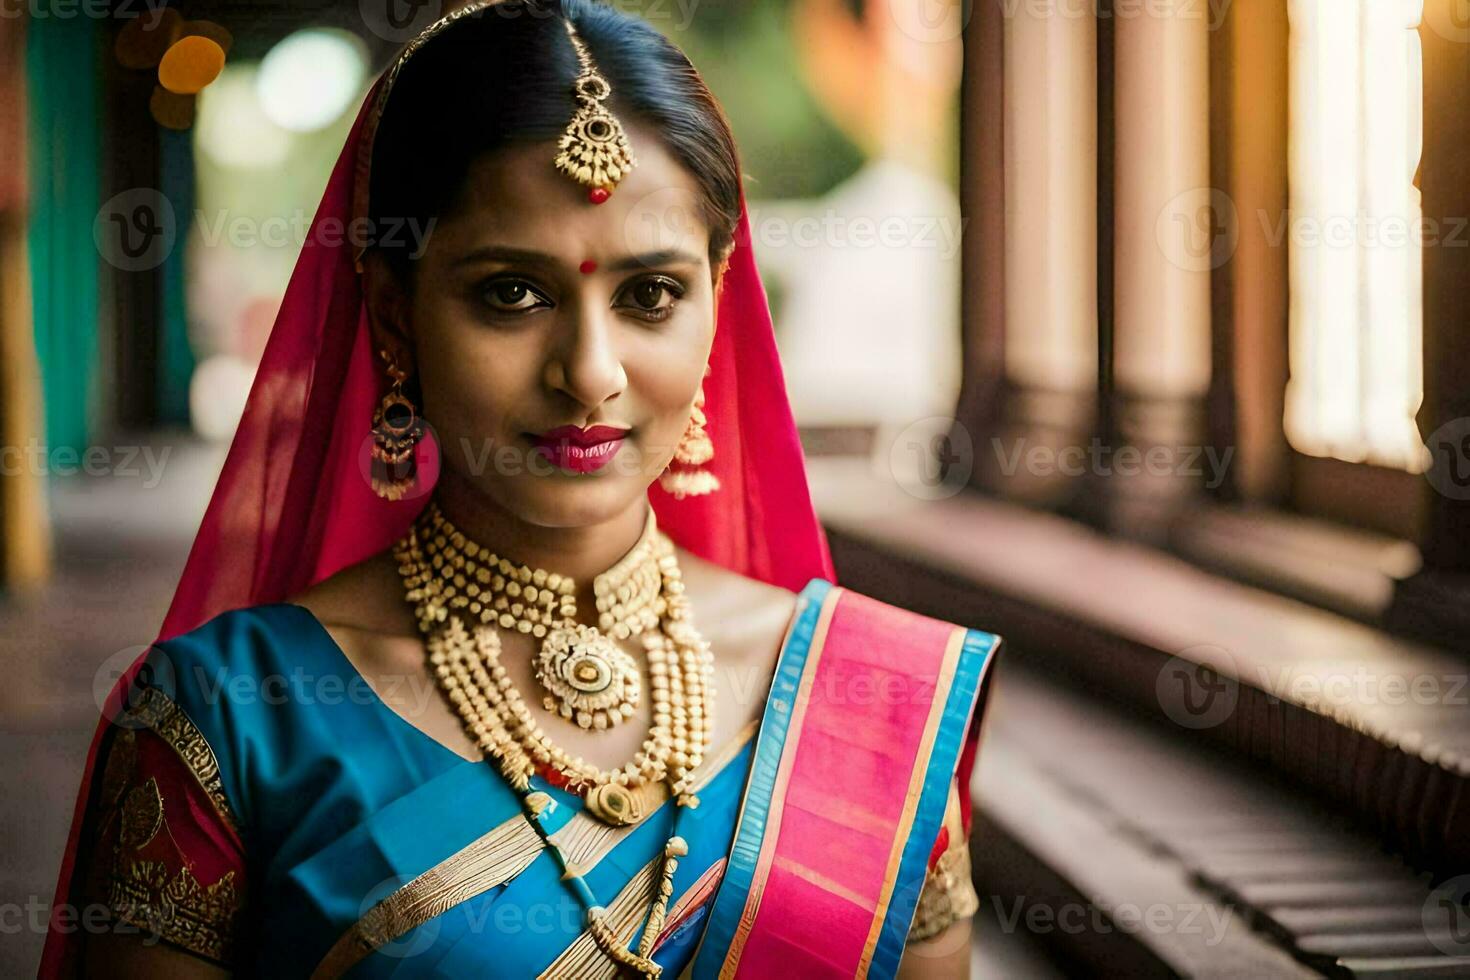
[368,121,720,529]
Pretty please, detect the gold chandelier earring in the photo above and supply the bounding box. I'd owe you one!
[659,370,720,499]
[370,348,424,501]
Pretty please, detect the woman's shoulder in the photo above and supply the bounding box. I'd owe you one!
[152,600,322,676]
[142,573,387,717]
[672,546,808,650]
[284,546,415,635]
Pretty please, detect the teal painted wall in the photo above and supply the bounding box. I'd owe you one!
[26,17,102,454]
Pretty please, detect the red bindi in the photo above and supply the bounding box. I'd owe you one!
[578,259,598,275]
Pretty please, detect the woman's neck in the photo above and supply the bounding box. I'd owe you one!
[429,475,651,625]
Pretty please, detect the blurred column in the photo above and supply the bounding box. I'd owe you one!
[954,0,1005,465]
[1110,0,1213,529]
[0,21,52,590]
[1389,0,1470,647]
[976,0,1098,506]
[1210,0,1289,504]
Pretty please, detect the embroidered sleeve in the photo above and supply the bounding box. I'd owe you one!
[80,691,246,965]
[907,781,979,943]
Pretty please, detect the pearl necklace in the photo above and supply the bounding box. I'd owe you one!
[393,502,716,826]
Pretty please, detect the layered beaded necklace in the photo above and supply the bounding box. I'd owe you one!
[392,500,716,977]
[394,499,716,823]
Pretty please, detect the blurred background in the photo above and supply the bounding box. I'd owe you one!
[3,0,1470,975]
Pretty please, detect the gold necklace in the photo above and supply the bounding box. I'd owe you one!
[393,503,716,826]
[393,502,715,976]
[413,500,667,731]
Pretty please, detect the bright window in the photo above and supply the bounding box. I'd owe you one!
[1284,0,1427,472]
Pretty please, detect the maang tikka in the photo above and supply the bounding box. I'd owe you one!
[553,17,637,203]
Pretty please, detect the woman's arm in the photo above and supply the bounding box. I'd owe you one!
[898,916,974,979]
[898,779,980,977]
[74,719,246,979]
[83,933,232,980]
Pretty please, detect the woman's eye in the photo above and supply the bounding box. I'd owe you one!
[618,276,685,320]
[481,278,550,313]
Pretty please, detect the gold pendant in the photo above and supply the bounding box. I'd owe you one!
[583,780,669,827]
[537,623,641,731]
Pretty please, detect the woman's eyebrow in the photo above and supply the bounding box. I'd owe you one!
[452,245,557,270]
[453,244,702,271]
[604,248,703,272]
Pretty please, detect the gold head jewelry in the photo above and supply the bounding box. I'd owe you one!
[353,0,511,271]
[351,0,640,270]
[553,18,637,204]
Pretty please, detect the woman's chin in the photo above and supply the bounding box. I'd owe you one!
[496,474,651,529]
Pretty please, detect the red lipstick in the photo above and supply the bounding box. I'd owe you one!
[529,425,629,474]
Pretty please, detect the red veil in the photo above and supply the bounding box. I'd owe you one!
[40,16,834,974]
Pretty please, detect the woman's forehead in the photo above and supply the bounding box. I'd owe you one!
[430,126,710,264]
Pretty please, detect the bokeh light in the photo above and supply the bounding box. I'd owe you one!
[195,64,290,169]
[256,29,368,133]
[158,35,226,95]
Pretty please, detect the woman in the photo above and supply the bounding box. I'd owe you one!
[41,2,998,976]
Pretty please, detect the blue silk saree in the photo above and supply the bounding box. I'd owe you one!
[80,577,997,978]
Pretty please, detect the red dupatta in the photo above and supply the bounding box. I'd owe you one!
[39,8,835,973]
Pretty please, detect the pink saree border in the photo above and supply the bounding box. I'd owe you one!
[694,578,989,979]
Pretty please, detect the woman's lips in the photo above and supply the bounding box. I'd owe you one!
[528,426,629,474]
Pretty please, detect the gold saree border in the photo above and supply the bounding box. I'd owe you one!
[94,723,243,965]
[310,815,544,979]
[120,685,240,837]
[311,718,762,977]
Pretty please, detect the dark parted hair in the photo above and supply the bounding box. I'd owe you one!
[366,0,742,278]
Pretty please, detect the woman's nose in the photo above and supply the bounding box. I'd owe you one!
[544,304,628,412]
